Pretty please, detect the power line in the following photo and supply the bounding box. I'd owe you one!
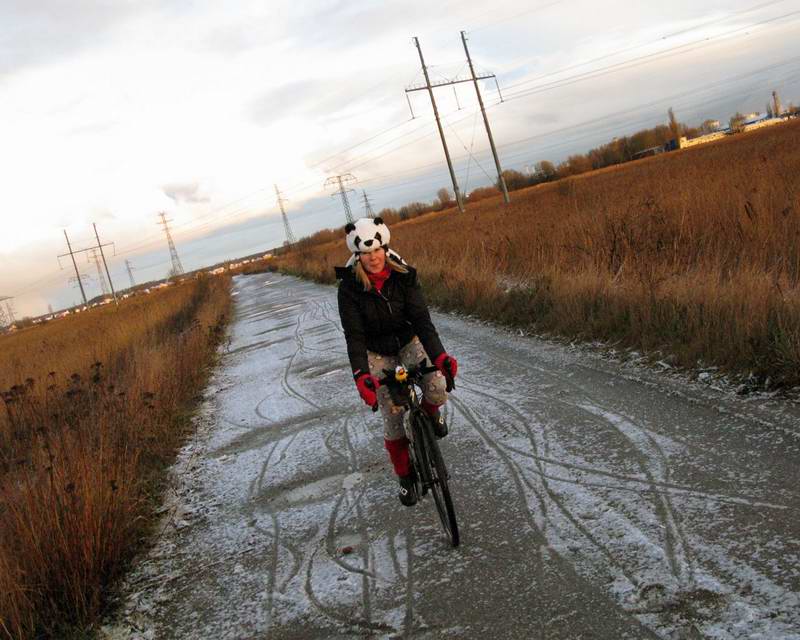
[501,8,800,101]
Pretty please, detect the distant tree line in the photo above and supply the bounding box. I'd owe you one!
[288,107,800,253]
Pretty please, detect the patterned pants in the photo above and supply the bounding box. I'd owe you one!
[367,337,447,441]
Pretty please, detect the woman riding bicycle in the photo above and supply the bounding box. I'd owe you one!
[335,217,458,507]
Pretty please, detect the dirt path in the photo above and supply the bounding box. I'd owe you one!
[101,273,800,639]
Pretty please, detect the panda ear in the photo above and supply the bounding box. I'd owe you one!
[373,217,383,225]
[344,223,355,234]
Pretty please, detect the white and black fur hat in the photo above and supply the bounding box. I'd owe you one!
[343,217,407,268]
[345,217,390,254]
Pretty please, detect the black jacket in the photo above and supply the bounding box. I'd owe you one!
[335,264,445,376]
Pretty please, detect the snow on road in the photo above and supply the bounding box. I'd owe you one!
[102,273,800,639]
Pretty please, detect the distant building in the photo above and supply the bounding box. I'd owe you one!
[679,131,727,148]
[633,146,664,159]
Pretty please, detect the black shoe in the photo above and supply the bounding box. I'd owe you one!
[431,412,448,439]
[398,472,418,507]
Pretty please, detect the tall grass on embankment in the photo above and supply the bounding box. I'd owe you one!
[0,275,231,639]
[274,119,800,388]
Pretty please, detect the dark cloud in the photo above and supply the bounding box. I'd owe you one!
[162,182,210,204]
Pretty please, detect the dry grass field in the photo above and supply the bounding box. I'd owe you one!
[275,119,800,387]
[0,276,230,639]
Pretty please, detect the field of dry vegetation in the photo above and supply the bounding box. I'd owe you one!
[275,120,800,388]
[0,275,230,639]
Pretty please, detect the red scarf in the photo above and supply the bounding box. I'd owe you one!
[367,266,391,292]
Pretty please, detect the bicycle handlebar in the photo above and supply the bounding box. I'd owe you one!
[370,360,456,412]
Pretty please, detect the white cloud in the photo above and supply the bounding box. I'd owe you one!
[2,0,800,316]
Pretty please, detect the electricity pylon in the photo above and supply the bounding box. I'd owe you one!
[324,174,358,224]
[125,260,136,288]
[158,212,184,276]
[274,184,296,245]
[89,249,110,296]
[0,296,13,328]
[362,190,376,218]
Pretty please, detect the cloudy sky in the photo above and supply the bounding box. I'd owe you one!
[2,0,799,317]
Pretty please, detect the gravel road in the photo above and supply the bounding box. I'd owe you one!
[102,272,800,640]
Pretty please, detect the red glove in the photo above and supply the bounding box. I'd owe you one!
[434,353,458,379]
[355,372,379,407]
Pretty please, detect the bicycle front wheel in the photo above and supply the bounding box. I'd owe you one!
[417,415,459,547]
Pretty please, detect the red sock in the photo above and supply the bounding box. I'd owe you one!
[421,399,442,417]
[384,437,410,477]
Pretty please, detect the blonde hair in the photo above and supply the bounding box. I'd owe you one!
[354,250,408,291]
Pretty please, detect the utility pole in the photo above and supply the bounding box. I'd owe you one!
[462,30,510,204]
[89,249,110,296]
[362,190,376,218]
[93,223,118,305]
[274,184,296,245]
[158,212,184,277]
[125,260,136,288]
[59,229,88,306]
[324,174,358,224]
[407,37,465,213]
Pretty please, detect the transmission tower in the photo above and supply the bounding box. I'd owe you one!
[324,174,358,224]
[125,260,136,288]
[274,184,296,245]
[0,296,12,328]
[89,249,110,296]
[362,190,376,218]
[158,212,184,276]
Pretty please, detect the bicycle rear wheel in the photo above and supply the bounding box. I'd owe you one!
[415,414,459,547]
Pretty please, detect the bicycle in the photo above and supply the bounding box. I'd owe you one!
[372,359,460,547]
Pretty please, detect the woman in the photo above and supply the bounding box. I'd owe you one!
[335,217,458,507]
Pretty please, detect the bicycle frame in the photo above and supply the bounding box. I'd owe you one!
[374,360,460,546]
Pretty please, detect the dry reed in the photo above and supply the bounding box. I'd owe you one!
[274,120,800,387]
[0,275,231,639]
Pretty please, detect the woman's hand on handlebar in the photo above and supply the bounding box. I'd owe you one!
[434,353,457,392]
[354,372,380,409]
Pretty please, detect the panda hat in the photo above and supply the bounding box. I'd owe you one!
[344,217,407,268]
